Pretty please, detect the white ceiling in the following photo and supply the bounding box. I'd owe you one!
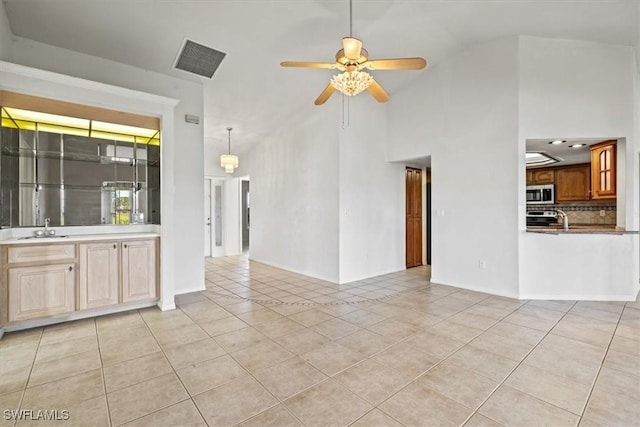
[3,0,638,158]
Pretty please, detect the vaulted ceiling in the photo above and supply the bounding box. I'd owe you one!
[3,0,638,158]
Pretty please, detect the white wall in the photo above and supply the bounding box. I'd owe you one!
[0,2,12,61]
[7,36,206,297]
[248,105,341,282]
[518,36,639,299]
[338,96,405,283]
[388,37,521,298]
[521,234,637,300]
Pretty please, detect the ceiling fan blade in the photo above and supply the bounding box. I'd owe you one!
[342,37,363,60]
[367,79,390,103]
[365,57,427,70]
[280,61,338,69]
[315,84,336,105]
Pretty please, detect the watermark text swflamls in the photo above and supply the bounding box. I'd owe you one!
[4,409,70,421]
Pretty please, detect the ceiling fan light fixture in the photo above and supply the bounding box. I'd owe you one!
[220,127,239,174]
[330,70,374,96]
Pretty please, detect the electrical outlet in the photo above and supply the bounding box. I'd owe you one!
[478,259,487,269]
[599,210,606,217]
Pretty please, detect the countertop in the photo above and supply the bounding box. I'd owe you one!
[527,224,638,235]
[0,232,160,245]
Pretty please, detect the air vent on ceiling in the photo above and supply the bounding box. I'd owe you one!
[174,39,226,78]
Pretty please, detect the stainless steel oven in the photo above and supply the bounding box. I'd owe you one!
[526,184,554,204]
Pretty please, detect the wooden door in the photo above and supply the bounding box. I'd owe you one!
[121,239,157,303]
[8,263,76,322]
[79,242,119,310]
[406,167,423,268]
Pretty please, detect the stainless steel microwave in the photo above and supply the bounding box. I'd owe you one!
[526,184,554,204]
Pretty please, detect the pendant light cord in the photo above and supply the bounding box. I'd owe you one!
[227,127,232,154]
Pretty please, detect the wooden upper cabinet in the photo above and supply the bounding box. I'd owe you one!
[555,164,590,202]
[527,168,555,185]
[590,141,616,200]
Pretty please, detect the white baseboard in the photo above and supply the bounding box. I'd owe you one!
[174,285,206,295]
[249,257,339,284]
[518,293,638,301]
[339,265,407,285]
[430,276,520,299]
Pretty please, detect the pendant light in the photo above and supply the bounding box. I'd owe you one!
[220,127,239,174]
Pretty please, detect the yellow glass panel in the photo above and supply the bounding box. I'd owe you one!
[92,121,158,138]
[90,130,136,143]
[37,123,90,137]
[11,119,37,132]
[1,117,18,128]
[1,106,160,146]
[3,107,89,128]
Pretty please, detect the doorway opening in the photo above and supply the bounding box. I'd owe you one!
[400,157,431,269]
[241,180,250,253]
[204,177,225,258]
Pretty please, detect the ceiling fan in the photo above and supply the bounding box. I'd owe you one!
[280,0,427,105]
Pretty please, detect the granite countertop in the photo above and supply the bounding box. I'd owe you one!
[527,224,638,235]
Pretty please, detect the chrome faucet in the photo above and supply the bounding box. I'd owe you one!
[44,217,50,234]
[556,210,569,231]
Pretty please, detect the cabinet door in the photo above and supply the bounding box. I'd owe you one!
[79,242,119,310]
[591,142,616,200]
[555,165,590,202]
[8,264,75,322]
[532,169,554,185]
[121,239,157,303]
[526,170,533,186]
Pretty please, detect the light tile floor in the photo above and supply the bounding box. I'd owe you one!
[0,254,638,426]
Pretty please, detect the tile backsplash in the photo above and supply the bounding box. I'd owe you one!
[526,202,616,225]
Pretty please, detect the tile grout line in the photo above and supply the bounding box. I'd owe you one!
[575,303,626,424]
[93,319,113,427]
[132,307,210,427]
[367,295,530,426]
[13,327,44,427]
[324,293,517,426]
[459,301,590,427]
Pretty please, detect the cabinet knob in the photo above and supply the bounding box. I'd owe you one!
[124,244,128,248]
[69,266,73,271]
[113,244,117,249]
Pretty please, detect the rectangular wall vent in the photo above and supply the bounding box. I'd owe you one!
[174,39,226,78]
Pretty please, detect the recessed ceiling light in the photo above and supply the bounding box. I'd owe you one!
[569,144,585,148]
[549,140,566,145]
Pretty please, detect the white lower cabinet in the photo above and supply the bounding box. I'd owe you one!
[8,263,76,322]
[3,237,158,326]
[79,242,119,310]
[121,240,157,303]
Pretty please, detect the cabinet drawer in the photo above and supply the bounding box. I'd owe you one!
[8,244,76,264]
